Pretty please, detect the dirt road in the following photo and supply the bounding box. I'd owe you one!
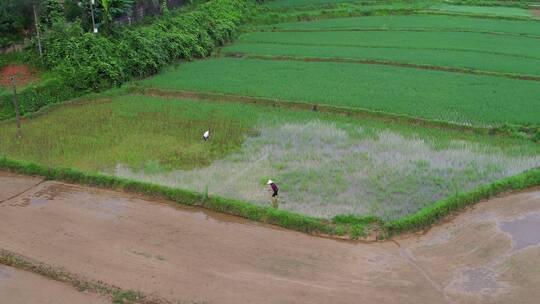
[0,171,539,303]
[0,264,108,304]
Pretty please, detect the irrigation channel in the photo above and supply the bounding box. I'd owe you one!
[1,170,539,303]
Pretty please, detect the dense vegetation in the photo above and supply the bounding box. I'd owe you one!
[0,0,251,120]
[41,0,251,90]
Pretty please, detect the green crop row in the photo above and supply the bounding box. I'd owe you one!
[254,14,540,37]
[141,57,540,127]
[237,30,540,60]
[222,43,540,77]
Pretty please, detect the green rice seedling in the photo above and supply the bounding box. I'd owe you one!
[254,15,540,36]
[141,58,540,126]
[429,4,533,17]
[236,31,540,60]
[223,43,540,76]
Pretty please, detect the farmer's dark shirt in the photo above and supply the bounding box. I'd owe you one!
[270,183,278,196]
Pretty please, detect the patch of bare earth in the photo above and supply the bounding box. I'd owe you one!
[0,64,40,89]
[0,171,539,303]
[0,265,108,304]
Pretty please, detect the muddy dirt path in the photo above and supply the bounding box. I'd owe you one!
[0,171,539,303]
[0,264,108,304]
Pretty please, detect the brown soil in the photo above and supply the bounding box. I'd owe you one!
[222,52,540,82]
[0,64,40,89]
[1,171,539,303]
[530,9,540,18]
[0,264,108,304]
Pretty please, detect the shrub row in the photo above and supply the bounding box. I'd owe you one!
[0,77,79,120]
[42,0,252,91]
[385,167,540,236]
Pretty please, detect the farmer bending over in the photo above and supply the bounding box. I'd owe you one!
[267,179,279,208]
[203,130,210,141]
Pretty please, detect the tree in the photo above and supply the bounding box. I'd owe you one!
[40,0,64,27]
[0,0,35,48]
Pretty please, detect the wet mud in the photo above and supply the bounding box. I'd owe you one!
[1,171,539,303]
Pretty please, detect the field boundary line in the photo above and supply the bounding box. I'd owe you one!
[221,52,540,82]
[252,27,540,40]
[132,87,520,138]
[228,40,540,61]
[0,179,46,204]
[251,9,540,27]
[0,248,166,304]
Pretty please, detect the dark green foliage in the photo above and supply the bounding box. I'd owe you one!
[41,0,251,91]
[0,0,252,120]
[0,0,35,47]
[40,0,64,27]
[332,214,383,225]
[0,77,79,120]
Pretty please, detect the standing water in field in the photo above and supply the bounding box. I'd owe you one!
[114,121,540,220]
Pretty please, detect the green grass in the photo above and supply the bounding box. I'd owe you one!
[430,4,533,17]
[255,14,540,36]
[141,57,540,126]
[0,95,256,172]
[236,31,540,60]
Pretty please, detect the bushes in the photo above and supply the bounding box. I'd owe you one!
[0,77,79,120]
[0,0,252,121]
[41,0,252,91]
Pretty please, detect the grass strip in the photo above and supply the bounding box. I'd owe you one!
[133,87,539,141]
[0,249,157,304]
[221,52,540,82]
[385,167,540,236]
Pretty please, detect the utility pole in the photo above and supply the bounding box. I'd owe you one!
[33,4,43,58]
[90,0,97,33]
[9,76,22,139]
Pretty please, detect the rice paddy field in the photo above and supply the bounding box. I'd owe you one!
[1,94,539,220]
[2,0,540,225]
